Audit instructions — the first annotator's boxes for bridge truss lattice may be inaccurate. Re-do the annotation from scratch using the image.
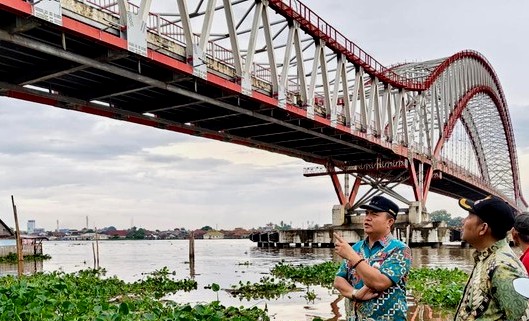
[0,0,524,211]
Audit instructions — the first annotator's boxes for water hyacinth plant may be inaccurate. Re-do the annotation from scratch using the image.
[0,268,269,321]
[0,260,468,320]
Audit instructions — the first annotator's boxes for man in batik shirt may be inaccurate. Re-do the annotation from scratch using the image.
[334,195,411,321]
[455,195,529,320]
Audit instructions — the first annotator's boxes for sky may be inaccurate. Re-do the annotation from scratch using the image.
[2,0,529,231]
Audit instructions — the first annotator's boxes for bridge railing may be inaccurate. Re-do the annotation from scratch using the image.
[269,0,426,90]
[75,1,507,167]
[81,0,277,85]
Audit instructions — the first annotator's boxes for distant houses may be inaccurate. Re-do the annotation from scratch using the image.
[0,218,14,239]
[0,219,254,241]
[199,228,252,240]
[0,218,46,257]
[105,230,128,239]
[203,230,224,239]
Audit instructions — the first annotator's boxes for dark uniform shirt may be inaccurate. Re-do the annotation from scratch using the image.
[455,239,529,321]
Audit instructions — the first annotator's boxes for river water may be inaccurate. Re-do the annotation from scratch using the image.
[1,239,477,320]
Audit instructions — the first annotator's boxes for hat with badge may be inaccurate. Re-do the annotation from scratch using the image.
[458,195,515,235]
[360,195,399,218]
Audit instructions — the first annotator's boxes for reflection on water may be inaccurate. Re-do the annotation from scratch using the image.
[0,260,42,276]
[0,240,489,320]
[411,246,475,273]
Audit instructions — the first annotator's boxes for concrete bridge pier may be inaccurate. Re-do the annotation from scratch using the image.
[333,202,450,247]
[250,203,450,248]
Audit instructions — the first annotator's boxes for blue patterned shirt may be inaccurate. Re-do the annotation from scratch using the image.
[336,234,411,321]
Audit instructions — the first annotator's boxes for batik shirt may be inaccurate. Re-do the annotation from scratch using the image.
[455,239,529,321]
[335,234,411,321]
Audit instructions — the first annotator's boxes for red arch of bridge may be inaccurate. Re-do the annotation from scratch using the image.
[268,0,522,206]
[421,85,524,206]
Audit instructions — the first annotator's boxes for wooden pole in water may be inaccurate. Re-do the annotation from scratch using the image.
[11,195,24,277]
[92,242,96,269]
[95,227,100,269]
[189,231,195,278]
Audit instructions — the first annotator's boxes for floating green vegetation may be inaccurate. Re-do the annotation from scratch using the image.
[271,261,340,288]
[227,276,297,301]
[271,261,468,311]
[303,288,318,303]
[0,253,52,263]
[408,267,468,309]
[132,267,197,299]
[227,261,342,303]
[0,268,268,321]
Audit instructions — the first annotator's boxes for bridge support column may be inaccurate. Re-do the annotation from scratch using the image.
[408,201,429,224]
[408,202,420,224]
[332,204,346,226]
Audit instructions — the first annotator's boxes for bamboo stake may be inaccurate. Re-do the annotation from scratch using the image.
[92,242,96,269]
[95,227,100,269]
[189,231,195,278]
[11,195,24,277]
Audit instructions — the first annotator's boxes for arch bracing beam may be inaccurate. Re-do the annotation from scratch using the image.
[309,164,411,210]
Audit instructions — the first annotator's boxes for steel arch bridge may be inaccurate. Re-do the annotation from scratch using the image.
[0,0,525,214]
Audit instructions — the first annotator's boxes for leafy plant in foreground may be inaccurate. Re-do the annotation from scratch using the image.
[0,268,267,321]
[228,276,297,301]
[408,267,468,309]
[271,261,339,288]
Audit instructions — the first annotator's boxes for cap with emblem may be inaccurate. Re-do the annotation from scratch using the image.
[458,195,515,236]
[360,195,399,218]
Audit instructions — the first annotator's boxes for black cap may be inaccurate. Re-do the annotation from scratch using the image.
[360,196,399,218]
[514,213,529,235]
[459,195,514,235]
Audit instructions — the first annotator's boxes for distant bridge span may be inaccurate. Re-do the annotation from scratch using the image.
[0,0,525,213]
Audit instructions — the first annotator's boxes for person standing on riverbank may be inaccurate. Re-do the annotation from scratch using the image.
[512,213,529,272]
[333,195,411,321]
[455,195,529,321]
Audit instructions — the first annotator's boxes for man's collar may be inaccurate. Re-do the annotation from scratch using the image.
[366,233,394,248]
[473,238,507,262]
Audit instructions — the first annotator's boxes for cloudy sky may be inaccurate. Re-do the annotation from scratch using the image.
[1,0,529,231]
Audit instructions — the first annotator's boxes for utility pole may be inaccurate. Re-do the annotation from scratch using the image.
[11,195,24,277]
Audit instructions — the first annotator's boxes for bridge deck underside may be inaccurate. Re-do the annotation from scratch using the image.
[0,8,495,203]
[0,11,385,164]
